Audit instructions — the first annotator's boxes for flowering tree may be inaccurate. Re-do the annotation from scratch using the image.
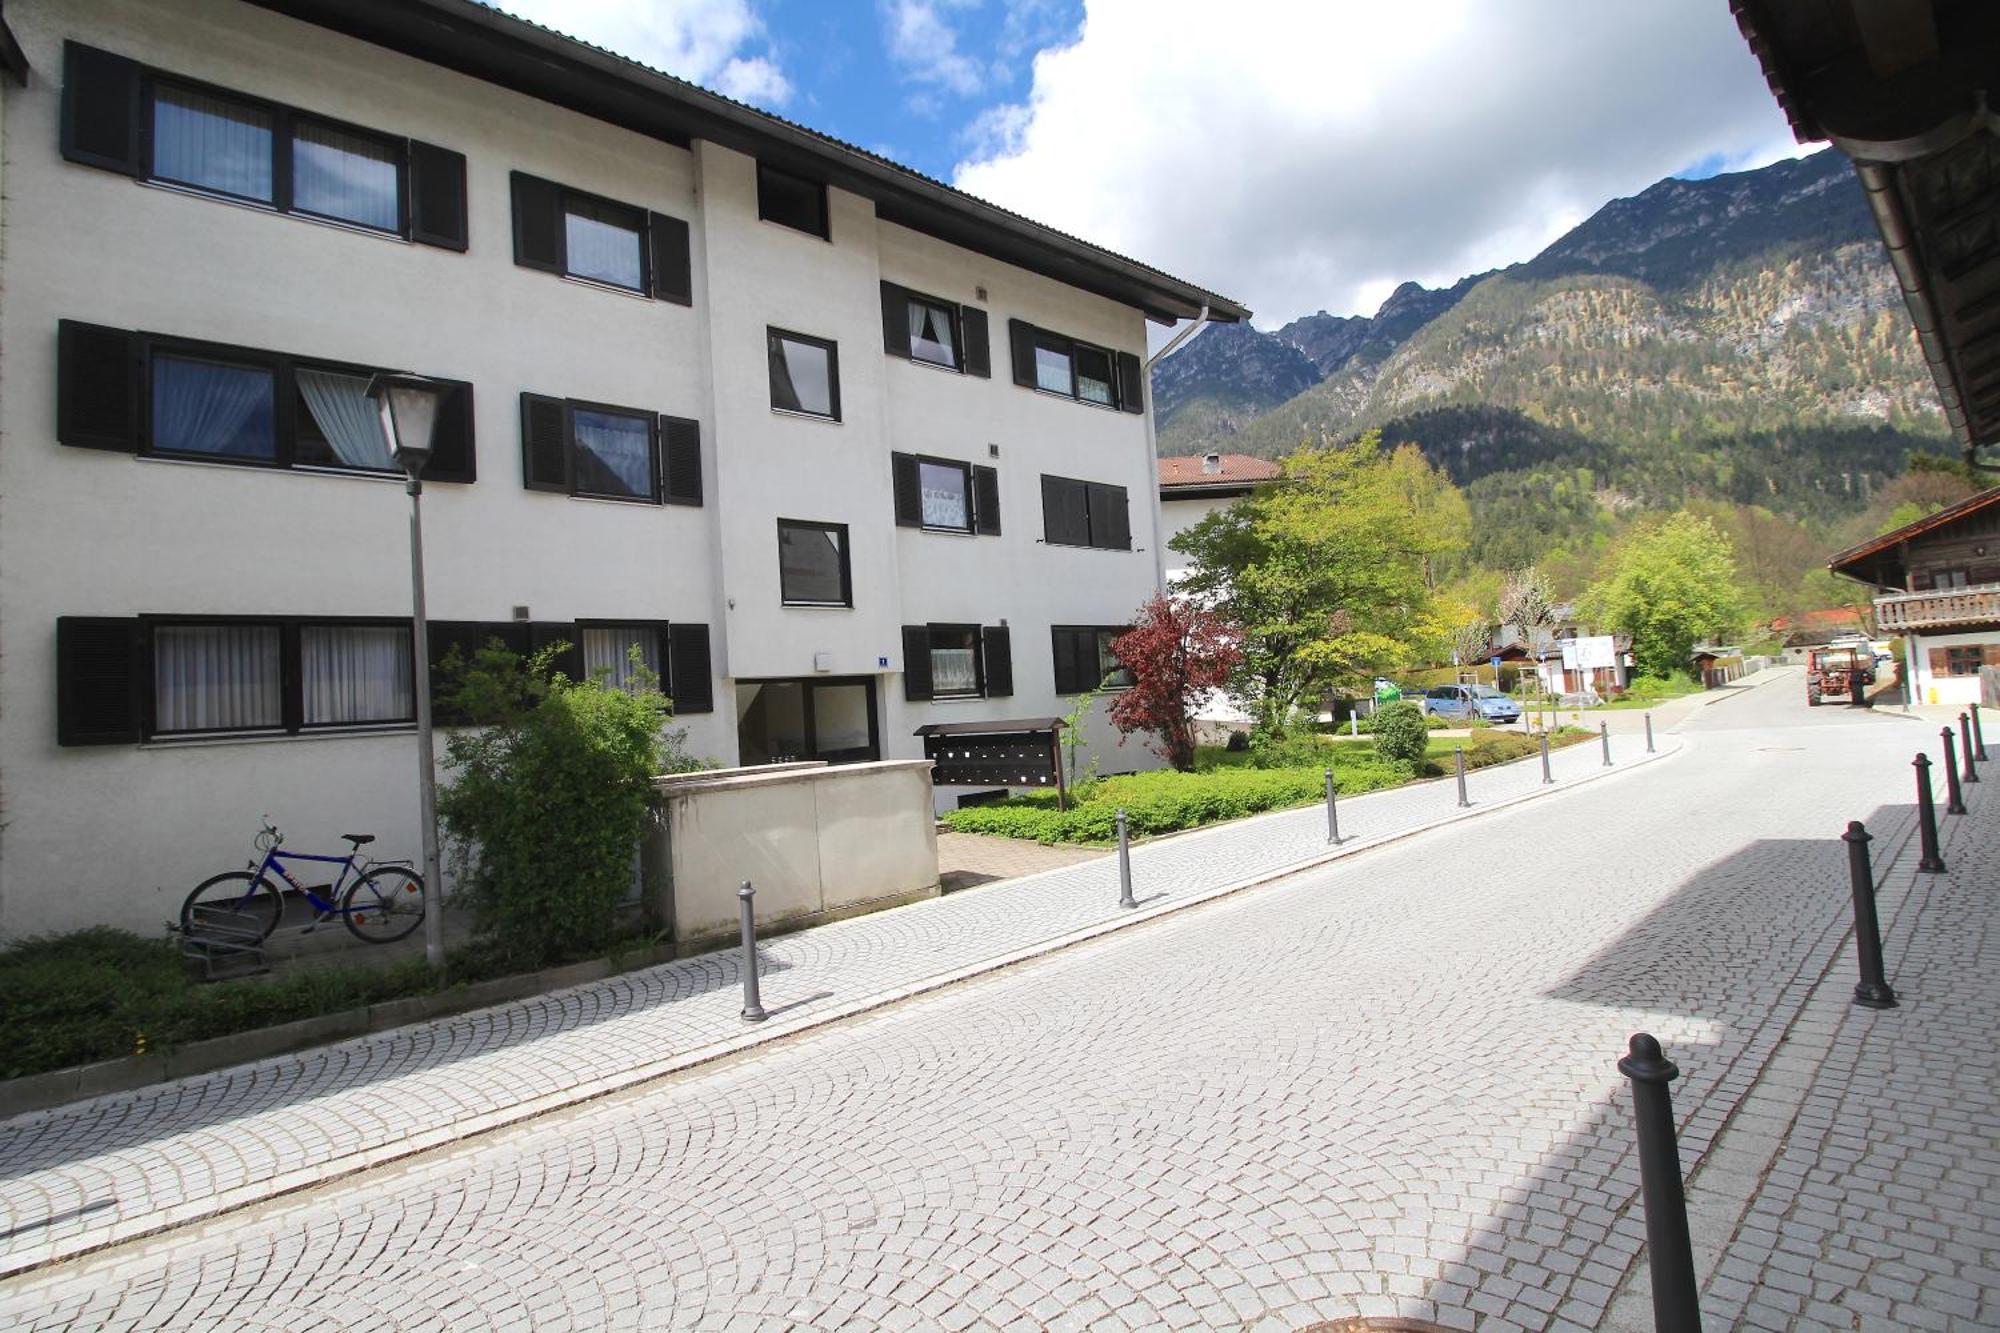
[1107,594,1243,771]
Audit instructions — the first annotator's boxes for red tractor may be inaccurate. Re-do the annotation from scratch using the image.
[1806,644,1875,705]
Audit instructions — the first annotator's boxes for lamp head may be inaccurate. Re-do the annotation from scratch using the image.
[365,371,446,478]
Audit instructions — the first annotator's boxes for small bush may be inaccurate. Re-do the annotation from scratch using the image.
[1372,701,1430,768]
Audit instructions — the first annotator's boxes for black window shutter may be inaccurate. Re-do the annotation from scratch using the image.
[61,43,143,175]
[960,307,991,378]
[424,381,477,483]
[528,621,583,682]
[1051,627,1088,695]
[57,320,140,452]
[902,625,934,701]
[1042,475,1089,547]
[660,415,702,506]
[880,282,912,358]
[1008,319,1038,388]
[650,212,693,305]
[510,172,563,272]
[981,626,1013,698]
[519,393,570,492]
[425,621,484,723]
[57,616,143,745]
[973,465,1001,535]
[406,141,469,251]
[891,452,922,527]
[667,623,713,713]
[1116,350,1145,413]
[1090,483,1132,550]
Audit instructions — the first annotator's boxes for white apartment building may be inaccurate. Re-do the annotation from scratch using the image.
[0,0,1247,938]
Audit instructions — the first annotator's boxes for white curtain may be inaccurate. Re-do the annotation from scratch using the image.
[1076,349,1115,405]
[918,461,968,528]
[152,356,275,458]
[1035,344,1072,394]
[153,85,272,200]
[155,625,282,732]
[297,369,393,469]
[931,647,978,696]
[302,625,412,725]
[909,299,956,366]
[564,202,643,288]
[292,122,398,231]
[582,627,660,692]
[571,410,653,497]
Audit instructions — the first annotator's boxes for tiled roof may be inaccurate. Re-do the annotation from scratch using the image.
[1157,454,1284,488]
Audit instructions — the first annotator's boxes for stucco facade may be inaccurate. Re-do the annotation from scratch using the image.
[0,0,1241,937]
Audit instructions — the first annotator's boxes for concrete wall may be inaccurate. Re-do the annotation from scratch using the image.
[1160,493,1237,580]
[1908,629,2000,707]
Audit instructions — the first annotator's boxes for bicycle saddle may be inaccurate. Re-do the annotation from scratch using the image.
[341,833,377,847]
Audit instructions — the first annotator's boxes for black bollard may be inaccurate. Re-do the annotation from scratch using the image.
[1324,768,1341,844]
[1914,754,1947,874]
[1943,727,1967,815]
[1645,711,1656,754]
[1972,703,1988,762]
[1842,822,1898,1009]
[1600,721,1613,767]
[1116,808,1136,909]
[1961,713,1980,785]
[738,881,766,1022]
[1454,746,1471,808]
[1618,1034,1703,1333]
[1540,729,1554,785]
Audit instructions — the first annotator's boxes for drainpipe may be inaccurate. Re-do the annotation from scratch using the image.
[1143,304,1212,594]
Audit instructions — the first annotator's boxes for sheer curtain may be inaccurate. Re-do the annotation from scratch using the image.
[155,625,282,732]
[931,645,978,696]
[297,369,393,469]
[1035,344,1072,394]
[909,299,956,366]
[564,201,643,288]
[571,410,653,497]
[153,86,273,200]
[919,461,968,528]
[302,626,412,725]
[153,356,276,458]
[582,627,660,692]
[292,123,399,231]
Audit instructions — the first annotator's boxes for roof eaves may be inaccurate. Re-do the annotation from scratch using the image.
[1826,484,2000,570]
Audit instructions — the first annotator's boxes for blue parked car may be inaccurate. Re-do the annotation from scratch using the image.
[1421,683,1521,724]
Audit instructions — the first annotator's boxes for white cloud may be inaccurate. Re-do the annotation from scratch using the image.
[881,0,987,97]
[953,1,1805,327]
[494,0,793,105]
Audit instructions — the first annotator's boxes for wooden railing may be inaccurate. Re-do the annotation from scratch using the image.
[1874,583,2000,631]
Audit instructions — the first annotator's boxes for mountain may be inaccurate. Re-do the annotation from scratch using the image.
[1152,150,1948,540]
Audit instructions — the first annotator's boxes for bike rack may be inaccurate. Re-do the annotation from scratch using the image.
[180,904,270,981]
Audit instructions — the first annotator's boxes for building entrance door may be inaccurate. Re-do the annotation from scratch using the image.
[737,677,881,765]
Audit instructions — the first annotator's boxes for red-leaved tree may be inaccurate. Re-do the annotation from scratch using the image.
[1108,594,1243,772]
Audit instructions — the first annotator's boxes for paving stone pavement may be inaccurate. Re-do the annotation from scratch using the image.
[0,713,1670,1277]
[1,673,1984,1330]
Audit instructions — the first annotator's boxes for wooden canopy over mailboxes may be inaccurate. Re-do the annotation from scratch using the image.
[914,717,1068,803]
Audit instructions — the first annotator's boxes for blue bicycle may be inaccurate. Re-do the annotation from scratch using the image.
[179,820,426,944]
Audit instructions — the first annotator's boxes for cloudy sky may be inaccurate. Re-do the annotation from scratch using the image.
[496,0,1811,329]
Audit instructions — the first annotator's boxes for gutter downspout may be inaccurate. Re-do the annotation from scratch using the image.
[1142,305,1212,594]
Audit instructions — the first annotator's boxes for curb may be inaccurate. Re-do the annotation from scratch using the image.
[0,734,1688,1278]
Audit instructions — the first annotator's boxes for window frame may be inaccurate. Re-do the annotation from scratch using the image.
[767,327,843,422]
[756,162,830,240]
[555,185,650,293]
[1944,645,1983,676]
[777,519,854,608]
[140,614,417,741]
[576,619,671,687]
[142,71,411,237]
[906,294,963,371]
[925,623,985,700]
[915,455,974,534]
[565,398,662,503]
[1053,624,1135,695]
[1032,332,1122,407]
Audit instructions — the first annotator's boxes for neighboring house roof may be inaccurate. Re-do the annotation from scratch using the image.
[244,0,1249,327]
[1731,0,2000,467]
[1827,484,2000,587]
[1158,453,1283,498]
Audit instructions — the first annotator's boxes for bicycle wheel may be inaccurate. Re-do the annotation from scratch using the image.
[181,871,285,940]
[341,866,426,943]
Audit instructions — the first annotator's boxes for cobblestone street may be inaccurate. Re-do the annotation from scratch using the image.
[3,674,1995,1330]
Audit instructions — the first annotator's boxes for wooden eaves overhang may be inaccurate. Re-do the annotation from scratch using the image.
[1733,0,2000,471]
[1824,481,2000,589]
[241,0,1250,330]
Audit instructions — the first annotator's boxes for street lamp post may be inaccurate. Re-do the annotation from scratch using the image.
[367,373,449,970]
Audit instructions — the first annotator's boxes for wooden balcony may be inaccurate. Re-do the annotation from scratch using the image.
[1875,583,2000,632]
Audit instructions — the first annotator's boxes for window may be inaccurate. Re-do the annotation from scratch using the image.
[1040,474,1131,551]
[581,623,666,692]
[921,459,970,530]
[57,45,469,246]
[148,618,412,738]
[909,298,958,368]
[893,453,1001,534]
[901,624,1012,701]
[768,328,841,420]
[517,394,702,504]
[58,321,476,480]
[778,520,852,607]
[1008,319,1145,413]
[927,625,982,698]
[757,163,829,238]
[880,282,991,376]
[1052,625,1133,695]
[1945,646,1984,676]
[509,173,693,303]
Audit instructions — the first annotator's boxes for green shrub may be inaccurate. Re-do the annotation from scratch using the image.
[1372,701,1431,768]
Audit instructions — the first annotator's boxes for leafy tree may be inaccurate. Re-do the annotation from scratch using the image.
[1171,431,1462,734]
[1581,514,1750,677]
[1106,594,1242,771]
